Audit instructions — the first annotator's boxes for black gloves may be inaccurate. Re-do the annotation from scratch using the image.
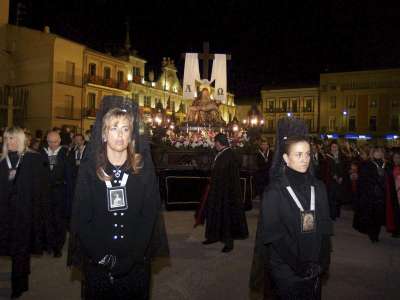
[98,254,135,278]
[297,262,321,280]
[98,254,116,270]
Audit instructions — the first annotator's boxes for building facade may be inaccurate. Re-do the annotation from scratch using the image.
[260,86,320,135]
[256,69,400,143]
[320,69,400,136]
[80,49,139,132]
[0,24,188,133]
[0,20,236,134]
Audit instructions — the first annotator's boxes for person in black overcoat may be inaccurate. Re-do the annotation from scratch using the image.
[71,96,167,299]
[323,141,347,220]
[40,131,70,257]
[353,147,386,242]
[385,150,400,237]
[66,133,87,219]
[262,138,332,299]
[66,133,87,269]
[250,118,333,300]
[310,140,325,180]
[254,139,273,198]
[202,133,249,252]
[0,127,47,298]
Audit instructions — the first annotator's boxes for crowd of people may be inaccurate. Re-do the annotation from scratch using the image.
[159,128,250,149]
[0,101,399,299]
[254,137,400,241]
[0,126,90,297]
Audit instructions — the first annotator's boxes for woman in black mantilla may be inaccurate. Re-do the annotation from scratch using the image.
[250,118,333,299]
[71,96,166,299]
[0,127,47,298]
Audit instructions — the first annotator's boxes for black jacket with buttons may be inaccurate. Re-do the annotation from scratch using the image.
[72,158,159,276]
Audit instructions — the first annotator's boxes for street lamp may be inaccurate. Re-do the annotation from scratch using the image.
[287,112,292,117]
[342,110,348,132]
[154,116,162,126]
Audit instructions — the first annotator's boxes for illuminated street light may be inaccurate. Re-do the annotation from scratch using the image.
[127,73,133,81]
[154,116,162,125]
[287,112,292,117]
[232,124,239,132]
[343,111,348,116]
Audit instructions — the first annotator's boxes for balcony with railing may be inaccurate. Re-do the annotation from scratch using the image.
[54,107,82,120]
[56,72,83,87]
[82,107,98,118]
[84,74,130,91]
[263,107,314,114]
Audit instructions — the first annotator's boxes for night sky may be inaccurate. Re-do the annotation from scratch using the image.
[9,0,400,101]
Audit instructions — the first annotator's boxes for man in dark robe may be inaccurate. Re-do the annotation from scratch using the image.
[254,139,273,198]
[66,133,87,267]
[41,131,70,257]
[311,141,324,180]
[67,134,87,216]
[323,141,346,220]
[354,147,386,242]
[60,126,72,147]
[203,133,249,252]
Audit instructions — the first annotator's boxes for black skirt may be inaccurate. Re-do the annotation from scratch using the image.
[269,248,321,300]
[83,258,151,300]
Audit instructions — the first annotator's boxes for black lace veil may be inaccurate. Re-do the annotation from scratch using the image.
[86,95,142,161]
[269,117,309,180]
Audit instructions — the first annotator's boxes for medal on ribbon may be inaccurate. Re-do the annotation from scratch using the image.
[286,185,316,234]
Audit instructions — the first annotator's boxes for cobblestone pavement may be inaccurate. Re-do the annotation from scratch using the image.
[1,205,399,300]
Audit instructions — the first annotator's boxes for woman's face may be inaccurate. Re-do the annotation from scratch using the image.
[372,149,384,160]
[6,135,18,152]
[105,117,131,153]
[283,141,311,173]
[330,143,339,154]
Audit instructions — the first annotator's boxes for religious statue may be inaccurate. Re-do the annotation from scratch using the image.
[186,87,221,124]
